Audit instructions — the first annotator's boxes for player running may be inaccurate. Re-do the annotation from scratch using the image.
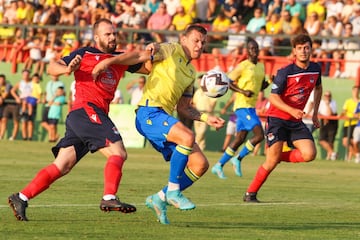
[244,34,322,202]
[8,18,156,221]
[135,24,225,224]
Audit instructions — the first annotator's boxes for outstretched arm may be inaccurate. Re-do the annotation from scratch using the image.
[177,96,225,130]
[48,55,82,77]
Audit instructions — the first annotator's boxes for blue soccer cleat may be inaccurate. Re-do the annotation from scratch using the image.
[230,157,242,177]
[145,194,169,225]
[166,190,195,210]
[211,164,227,179]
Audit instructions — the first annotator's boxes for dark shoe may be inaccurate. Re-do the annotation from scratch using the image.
[8,193,29,221]
[243,192,260,203]
[100,197,136,213]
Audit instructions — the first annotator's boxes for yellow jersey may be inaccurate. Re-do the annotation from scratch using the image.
[138,42,196,115]
[228,59,265,110]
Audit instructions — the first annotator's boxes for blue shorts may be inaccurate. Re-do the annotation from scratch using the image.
[265,117,314,147]
[52,103,122,161]
[135,106,178,161]
[235,108,262,132]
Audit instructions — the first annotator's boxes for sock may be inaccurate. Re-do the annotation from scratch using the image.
[218,147,235,165]
[162,167,200,196]
[247,166,270,193]
[167,145,192,191]
[103,155,124,196]
[280,149,305,163]
[238,140,255,160]
[20,164,62,200]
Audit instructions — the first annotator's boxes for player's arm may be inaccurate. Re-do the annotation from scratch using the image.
[312,84,323,128]
[48,55,82,77]
[229,81,254,97]
[177,96,225,130]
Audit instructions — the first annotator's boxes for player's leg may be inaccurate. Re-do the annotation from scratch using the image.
[98,140,136,213]
[8,146,77,221]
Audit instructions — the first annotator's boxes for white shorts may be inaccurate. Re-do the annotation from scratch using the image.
[353,126,360,143]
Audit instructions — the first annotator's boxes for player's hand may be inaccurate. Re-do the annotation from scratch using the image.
[313,116,320,129]
[92,59,110,81]
[145,42,160,55]
[67,55,81,74]
[243,90,254,97]
[290,109,305,120]
[207,115,226,130]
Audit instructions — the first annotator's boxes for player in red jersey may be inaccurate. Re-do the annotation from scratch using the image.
[243,34,323,202]
[8,18,157,221]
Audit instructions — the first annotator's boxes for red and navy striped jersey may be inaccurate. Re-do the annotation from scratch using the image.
[267,62,322,121]
[62,47,142,114]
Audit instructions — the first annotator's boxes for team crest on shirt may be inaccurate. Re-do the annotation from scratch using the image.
[295,77,300,82]
[95,55,100,61]
[147,119,152,125]
[163,121,169,126]
[310,76,314,83]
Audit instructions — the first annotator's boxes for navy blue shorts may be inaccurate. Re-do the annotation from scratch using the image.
[52,103,122,161]
[265,117,314,148]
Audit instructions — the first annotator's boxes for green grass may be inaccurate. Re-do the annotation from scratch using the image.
[1,141,360,240]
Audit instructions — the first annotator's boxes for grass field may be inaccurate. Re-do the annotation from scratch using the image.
[0,140,360,240]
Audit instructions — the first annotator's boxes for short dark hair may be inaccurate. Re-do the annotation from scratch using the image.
[183,24,207,36]
[292,34,313,48]
[93,18,113,34]
[0,74,5,79]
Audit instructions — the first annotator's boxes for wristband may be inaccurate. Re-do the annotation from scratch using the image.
[150,55,154,62]
[200,113,209,122]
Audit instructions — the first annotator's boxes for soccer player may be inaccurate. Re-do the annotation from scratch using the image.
[211,38,269,179]
[8,18,156,221]
[243,34,322,202]
[136,24,225,224]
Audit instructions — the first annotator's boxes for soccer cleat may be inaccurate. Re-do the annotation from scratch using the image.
[243,192,260,203]
[100,196,136,213]
[211,164,227,179]
[230,157,242,177]
[145,194,169,225]
[8,193,29,221]
[166,190,196,210]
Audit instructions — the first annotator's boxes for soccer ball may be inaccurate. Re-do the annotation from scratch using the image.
[200,69,230,98]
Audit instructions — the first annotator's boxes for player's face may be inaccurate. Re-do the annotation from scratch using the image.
[181,30,207,60]
[247,41,259,62]
[293,42,312,63]
[94,22,117,53]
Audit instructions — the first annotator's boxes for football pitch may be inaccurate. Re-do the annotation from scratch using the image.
[0,140,359,240]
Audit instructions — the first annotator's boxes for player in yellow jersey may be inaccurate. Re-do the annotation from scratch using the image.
[136,24,225,224]
[212,38,270,179]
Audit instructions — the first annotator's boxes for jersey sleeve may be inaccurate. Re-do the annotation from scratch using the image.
[62,47,87,65]
[271,67,287,95]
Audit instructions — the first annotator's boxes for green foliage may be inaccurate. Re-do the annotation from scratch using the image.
[1,141,360,239]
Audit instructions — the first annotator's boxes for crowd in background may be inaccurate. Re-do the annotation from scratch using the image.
[0,0,359,78]
[0,0,360,162]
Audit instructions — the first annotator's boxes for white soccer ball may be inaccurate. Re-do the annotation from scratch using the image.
[200,69,230,98]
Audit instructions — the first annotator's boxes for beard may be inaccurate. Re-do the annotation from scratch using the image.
[99,40,117,53]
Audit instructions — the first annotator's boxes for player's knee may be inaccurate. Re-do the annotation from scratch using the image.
[302,151,317,162]
[179,130,195,147]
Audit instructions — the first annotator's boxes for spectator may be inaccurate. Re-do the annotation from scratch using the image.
[265,13,282,50]
[111,89,124,104]
[74,0,92,24]
[350,5,360,36]
[47,86,66,142]
[126,76,146,106]
[118,6,146,42]
[147,0,161,16]
[266,0,283,21]
[318,90,338,160]
[58,7,75,26]
[15,0,33,24]
[180,0,196,19]
[340,0,357,24]
[10,69,34,140]
[146,2,172,42]
[23,35,44,74]
[193,75,218,151]
[170,5,193,31]
[207,0,223,22]
[60,28,79,57]
[245,7,266,34]
[211,19,247,72]
[255,26,274,56]
[222,0,239,21]
[0,17,16,62]
[41,75,65,141]
[325,0,343,20]
[195,0,209,23]
[209,10,232,42]
[306,0,326,22]
[284,0,306,23]
[339,86,359,161]
[339,22,360,79]
[22,73,42,124]
[3,0,18,25]
[279,10,303,46]
[110,2,125,27]
[304,11,322,37]
[163,0,181,17]
[320,15,343,78]
[0,74,20,141]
